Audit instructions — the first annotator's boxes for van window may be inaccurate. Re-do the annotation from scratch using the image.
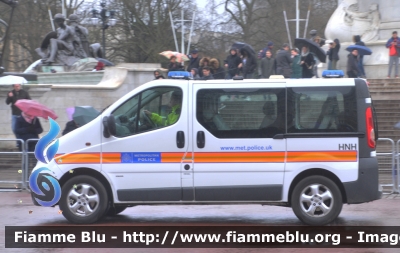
[111,87,182,137]
[287,86,357,133]
[196,88,285,138]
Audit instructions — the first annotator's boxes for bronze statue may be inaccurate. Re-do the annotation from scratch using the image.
[67,14,89,58]
[34,13,109,71]
[45,13,76,64]
[35,13,82,66]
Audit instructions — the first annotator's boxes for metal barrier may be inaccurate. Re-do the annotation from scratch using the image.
[377,138,398,193]
[395,139,400,194]
[1,137,400,194]
[0,139,26,191]
[24,139,40,191]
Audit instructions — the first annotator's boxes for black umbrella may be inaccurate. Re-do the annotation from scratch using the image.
[96,58,115,66]
[231,42,256,55]
[294,38,326,63]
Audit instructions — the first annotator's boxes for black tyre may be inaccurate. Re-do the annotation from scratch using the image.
[107,206,128,216]
[59,175,109,224]
[291,176,342,226]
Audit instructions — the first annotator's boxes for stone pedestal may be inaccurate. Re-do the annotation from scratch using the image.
[324,0,400,78]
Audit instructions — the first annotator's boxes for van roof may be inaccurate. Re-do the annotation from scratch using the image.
[150,78,361,87]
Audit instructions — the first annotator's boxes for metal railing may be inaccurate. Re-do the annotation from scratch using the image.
[377,138,398,194]
[24,139,40,191]
[0,139,26,191]
[1,138,400,194]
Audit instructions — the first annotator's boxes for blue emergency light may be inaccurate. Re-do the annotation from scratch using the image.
[167,71,192,79]
[322,70,344,78]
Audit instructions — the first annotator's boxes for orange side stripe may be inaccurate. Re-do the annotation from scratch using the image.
[194,152,285,163]
[102,153,121,163]
[53,151,357,164]
[54,153,101,164]
[286,151,357,162]
[161,153,185,163]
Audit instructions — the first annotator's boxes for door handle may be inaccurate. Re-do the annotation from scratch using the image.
[197,131,205,148]
[176,131,185,148]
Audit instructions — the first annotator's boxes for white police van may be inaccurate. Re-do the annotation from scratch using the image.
[31,71,381,225]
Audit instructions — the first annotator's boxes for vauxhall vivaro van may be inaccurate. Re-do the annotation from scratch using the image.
[30,76,381,225]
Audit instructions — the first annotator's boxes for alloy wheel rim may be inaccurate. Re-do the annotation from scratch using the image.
[299,183,333,218]
[67,183,100,217]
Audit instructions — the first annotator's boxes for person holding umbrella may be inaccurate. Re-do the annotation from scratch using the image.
[14,112,43,152]
[346,49,360,78]
[13,99,57,151]
[5,82,31,149]
[300,46,315,78]
[167,56,183,73]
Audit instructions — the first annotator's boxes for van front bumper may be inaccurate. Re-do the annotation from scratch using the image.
[343,157,382,204]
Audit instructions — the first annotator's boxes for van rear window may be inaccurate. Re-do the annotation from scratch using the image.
[196,88,286,138]
[287,86,357,133]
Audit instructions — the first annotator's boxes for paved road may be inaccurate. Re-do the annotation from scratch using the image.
[1,192,400,253]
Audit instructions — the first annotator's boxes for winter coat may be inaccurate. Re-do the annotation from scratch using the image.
[5,89,31,115]
[224,53,242,77]
[167,62,183,72]
[354,35,364,47]
[210,58,225,79]
[187,56,201,72]
[199,57,211,77]
[301,52,315,78]
[291,55,302,78]
[347,53,359,76]
[191,68,200,79]
[386,37,400,56]
[62,120,78,135]
[275,49,292,77]
[240,47,257,75]
[201,74,215,80]
[327,39,341,61]
[259,57,276,78]
[153,69,165,79]
[14,116,43,151]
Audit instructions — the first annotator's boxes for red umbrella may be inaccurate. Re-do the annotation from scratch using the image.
[15,99,58,120]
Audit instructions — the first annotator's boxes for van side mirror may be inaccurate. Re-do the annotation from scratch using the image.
[102,115,116,138]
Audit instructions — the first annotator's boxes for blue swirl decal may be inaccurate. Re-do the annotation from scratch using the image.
[29,167,61,207]
[35,118,60,164]
[29,118,62,207]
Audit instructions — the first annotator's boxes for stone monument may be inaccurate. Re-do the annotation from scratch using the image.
[35,13,105,73]
[324,0,399,78]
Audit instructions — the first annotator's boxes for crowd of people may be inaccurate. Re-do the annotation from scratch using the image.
[154,29,400,80]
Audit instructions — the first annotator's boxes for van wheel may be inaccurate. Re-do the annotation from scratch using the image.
[107,206,127,216]
[291,176,342,226]
[59,175,108,224]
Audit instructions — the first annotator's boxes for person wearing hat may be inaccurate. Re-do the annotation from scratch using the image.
[187,49,202,72]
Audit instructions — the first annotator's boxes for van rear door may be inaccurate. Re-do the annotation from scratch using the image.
[192,83,286,201]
